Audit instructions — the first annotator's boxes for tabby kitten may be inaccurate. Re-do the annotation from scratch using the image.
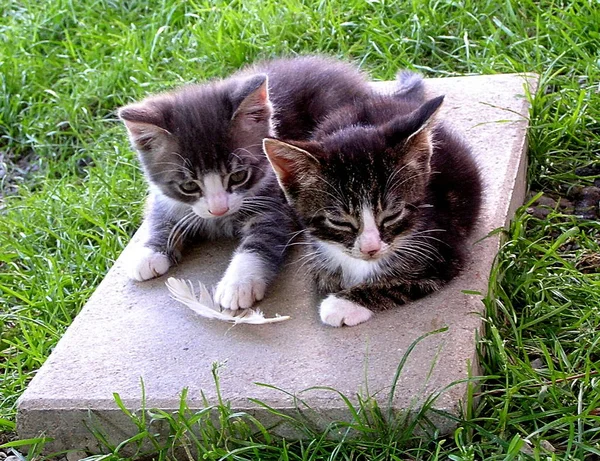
[263,72,482,326]
[119,57,370,310]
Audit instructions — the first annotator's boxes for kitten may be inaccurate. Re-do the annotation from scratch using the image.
[263,72,483,326]
[118,56,370,310]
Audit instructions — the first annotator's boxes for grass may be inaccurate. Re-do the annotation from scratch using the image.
[1,0,599,458]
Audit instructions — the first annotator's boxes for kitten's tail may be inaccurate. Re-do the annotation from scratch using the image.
[394,70,425,103]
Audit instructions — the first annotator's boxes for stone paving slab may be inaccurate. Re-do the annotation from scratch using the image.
[17,73,538,453]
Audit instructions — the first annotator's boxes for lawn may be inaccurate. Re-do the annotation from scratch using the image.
[1,0,599,459]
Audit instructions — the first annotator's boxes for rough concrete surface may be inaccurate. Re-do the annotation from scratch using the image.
[18,73,539,453]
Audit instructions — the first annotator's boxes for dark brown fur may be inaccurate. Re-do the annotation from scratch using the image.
[264,73,483,312]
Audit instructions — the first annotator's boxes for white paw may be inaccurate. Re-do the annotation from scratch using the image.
[319,295,374,327]
[128,246,171,281]
[214,252,267,310]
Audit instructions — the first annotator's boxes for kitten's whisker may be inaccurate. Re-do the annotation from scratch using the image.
[286,241,315,248]
[308,205,347,220]
[387,171,432,195]
[148,168,181,175]
[152,160,194,177]
[233,145,263,157]
[399,238,440,254]
[396,242,442,266]
[242,196,287,205]
[283,228,311,249]
[171,152,194,173]
[315,175,348,208]
[293,250,321,275]
[384,163,412,193]
[238,203,290,217]
[239,198,291,214]
[411,228,446,235]
[412,235,448,246]
[229,152,243,163]
[294,247,321,263]
[402,247,437,264]
[167,221,192,251]
[288,228,310,238]
[393,250,431,269]
[152,161,192,169]
[167,212,199,251]
[147,169,188,179]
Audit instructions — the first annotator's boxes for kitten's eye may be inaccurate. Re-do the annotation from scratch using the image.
[179,181,200,194]
[381,210,406,228]
[229,170,249,186]
[325,217,357,232]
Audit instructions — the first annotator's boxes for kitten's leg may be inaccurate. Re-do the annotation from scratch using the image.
[128,198,189,281]
[319,294,375,327]
[215,210,294,310]
[129,245,173,281]
[319,281,442,327]
[129,226,183,281]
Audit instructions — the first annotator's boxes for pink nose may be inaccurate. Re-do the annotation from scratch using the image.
[209,206,229,216]
[207,194,229,216]
[359,235,382,256]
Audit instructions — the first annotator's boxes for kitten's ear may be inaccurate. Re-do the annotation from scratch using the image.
[382,95,444,145]
[382,96,444,174]
[118,103,171,152]
[263,138,319,187]
[231,74,272,128]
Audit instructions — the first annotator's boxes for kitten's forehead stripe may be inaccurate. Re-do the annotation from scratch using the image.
[361,206,378,233]
[203,173,225,194]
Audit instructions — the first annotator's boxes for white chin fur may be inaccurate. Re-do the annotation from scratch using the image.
[214,251,267,310]
[317,240,381,288]
[319,295,374,327]
[128,246,171,281]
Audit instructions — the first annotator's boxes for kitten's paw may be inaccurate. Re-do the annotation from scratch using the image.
[128,246,171,281]
[214,252,267,310]
[319,295,374,327]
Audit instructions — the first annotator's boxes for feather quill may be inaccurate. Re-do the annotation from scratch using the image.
[166,277,290,324]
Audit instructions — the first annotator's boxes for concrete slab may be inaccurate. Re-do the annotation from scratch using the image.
[17,73,538,453]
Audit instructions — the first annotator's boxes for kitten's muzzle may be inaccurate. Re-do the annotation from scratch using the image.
[358,230,382,257]
[207,193,230,216]
[209,206,229,216]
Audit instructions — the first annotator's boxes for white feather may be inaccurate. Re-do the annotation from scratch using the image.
[165,278,290,324]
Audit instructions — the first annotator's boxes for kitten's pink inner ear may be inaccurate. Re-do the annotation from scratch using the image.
[233,79,271,122]
[263,139,320,185]
[381,95,444,147]
[122,120,161,138]
[119,104,171,150]
[406,95,444,141]
[121,120,170,151]
[263,139,294,183]
[118,103,166,128]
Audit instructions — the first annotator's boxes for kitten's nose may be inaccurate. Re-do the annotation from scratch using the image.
[361,247,381,258]
[209,205,229,216]
[359,234,382,257]
[207,194,229,216]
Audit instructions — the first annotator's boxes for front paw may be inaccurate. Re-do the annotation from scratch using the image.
[319,295,374,327]
[128,246,171,281]
[214,252,267,310]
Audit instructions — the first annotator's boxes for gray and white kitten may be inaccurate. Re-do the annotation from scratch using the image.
[264,72,482,326]
[119,56,370,310]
